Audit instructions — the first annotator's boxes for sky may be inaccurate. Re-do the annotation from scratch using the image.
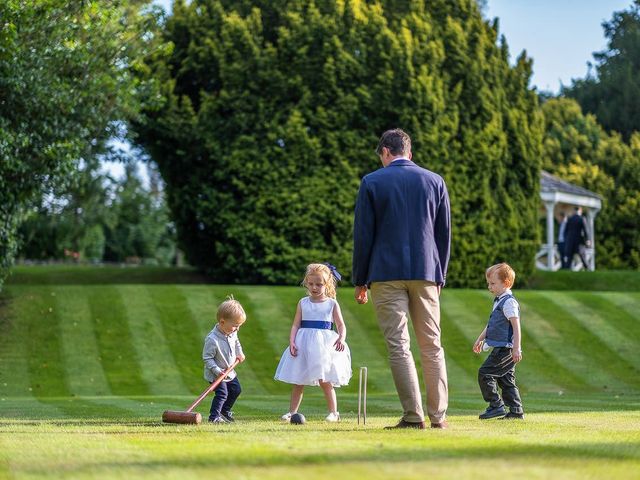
[484,0,632,93]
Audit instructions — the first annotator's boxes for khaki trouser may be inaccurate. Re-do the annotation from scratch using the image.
[371,280,448,423]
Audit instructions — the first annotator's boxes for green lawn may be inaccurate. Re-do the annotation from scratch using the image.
[1,266,639,479]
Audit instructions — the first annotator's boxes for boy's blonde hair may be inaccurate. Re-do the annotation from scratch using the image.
[217,296,246,323]
[302,263,338,299]
[486,263,516,289]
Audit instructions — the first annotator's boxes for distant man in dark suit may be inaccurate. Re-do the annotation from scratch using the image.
[352,129,451,430]
[562,207,590,269]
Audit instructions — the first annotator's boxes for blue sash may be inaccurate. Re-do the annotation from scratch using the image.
[300,320,332,330]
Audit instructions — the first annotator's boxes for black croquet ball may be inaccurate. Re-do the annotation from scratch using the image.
[290,413,306,425]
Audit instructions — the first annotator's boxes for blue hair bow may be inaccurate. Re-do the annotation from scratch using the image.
[323,262,342,281]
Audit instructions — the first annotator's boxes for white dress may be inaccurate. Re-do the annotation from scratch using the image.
[274,297,352,387]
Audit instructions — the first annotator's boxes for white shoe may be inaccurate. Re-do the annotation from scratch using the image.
[325,412,340,422]
[281,412,293,422]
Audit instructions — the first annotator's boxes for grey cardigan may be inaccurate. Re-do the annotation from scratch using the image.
[202,324,244,382]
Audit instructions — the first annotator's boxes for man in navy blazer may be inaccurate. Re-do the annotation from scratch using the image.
[352,129,450,429]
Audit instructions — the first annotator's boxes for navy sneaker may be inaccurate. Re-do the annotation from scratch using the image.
[221,411,235,423]
[498,411,525,420]
[479,405,507,420]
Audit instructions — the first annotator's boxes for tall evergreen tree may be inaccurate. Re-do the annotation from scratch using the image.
[134,0,543,287]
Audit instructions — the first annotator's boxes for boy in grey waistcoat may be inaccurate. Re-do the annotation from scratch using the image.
[472,263,524,420]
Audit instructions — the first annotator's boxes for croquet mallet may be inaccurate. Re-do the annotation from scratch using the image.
[162,358,240,425]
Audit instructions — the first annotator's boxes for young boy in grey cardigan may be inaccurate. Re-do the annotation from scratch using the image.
[203,297,246,423]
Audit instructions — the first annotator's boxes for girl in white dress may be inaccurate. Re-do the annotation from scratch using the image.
[274,263,352,422]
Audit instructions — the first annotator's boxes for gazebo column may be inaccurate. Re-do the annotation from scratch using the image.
[585,208,600,271]
[544,201,556,270]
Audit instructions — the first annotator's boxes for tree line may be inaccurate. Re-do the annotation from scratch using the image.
[2,0,639,291]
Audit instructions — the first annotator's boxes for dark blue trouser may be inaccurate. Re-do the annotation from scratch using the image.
[478,347,523,414]
[209,377,241,419]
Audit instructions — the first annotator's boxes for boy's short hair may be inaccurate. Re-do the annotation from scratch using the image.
[217,296,246,323]
[486,263,516,288]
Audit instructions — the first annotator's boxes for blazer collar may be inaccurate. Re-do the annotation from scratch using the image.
[387,158,415,167]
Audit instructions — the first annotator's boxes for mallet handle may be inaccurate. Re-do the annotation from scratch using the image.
[186,358,240,413]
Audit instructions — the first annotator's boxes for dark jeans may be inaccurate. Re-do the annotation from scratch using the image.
[209,377,241,419]
[478,347,523,414]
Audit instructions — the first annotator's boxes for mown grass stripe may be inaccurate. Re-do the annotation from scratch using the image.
[242,286,298,360]
[53,286,111,397]
[12,287,128,417]
[591,293,640,346]
[439,307,490,392]
[538,292,640,388]
[518,292,632,392]
[552,292,640,369]
[225,288,290,394]
[443,291,588,392]
[177,285,220,337]
[87,286,149,396]
[0,288,64,417]
[0,288,36,399]
[146,286,205,396]
[20,287,70,398]
[118,285,190,396]
[337,288,389,359]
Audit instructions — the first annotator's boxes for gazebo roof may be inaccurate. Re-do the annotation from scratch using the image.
[540,170,602,210]
[541,170,602,199]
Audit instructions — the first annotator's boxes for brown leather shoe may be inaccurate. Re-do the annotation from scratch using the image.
[430,420,449,429]
[384,419,426,430]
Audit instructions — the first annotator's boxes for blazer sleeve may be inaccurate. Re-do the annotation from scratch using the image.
[434,181,451,286]
[352,177,375,286]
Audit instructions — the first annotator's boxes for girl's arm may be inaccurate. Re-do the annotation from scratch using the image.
[473,327,487,353]
[289,301,302,356]
[509,316,522,363]
[332,301,346,352]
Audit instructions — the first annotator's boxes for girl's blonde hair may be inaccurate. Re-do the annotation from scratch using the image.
[486,263,516,289]
[302,263,338,299]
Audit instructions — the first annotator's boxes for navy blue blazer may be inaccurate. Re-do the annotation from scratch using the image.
[352,159,451,287]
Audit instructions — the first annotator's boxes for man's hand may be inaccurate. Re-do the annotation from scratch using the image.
[355,286,368,304]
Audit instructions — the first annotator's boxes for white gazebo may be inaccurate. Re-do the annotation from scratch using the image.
[536,171,602,271]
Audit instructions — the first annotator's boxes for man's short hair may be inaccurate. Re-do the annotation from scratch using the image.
[486,263,516,289]
[376,128,412,156]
